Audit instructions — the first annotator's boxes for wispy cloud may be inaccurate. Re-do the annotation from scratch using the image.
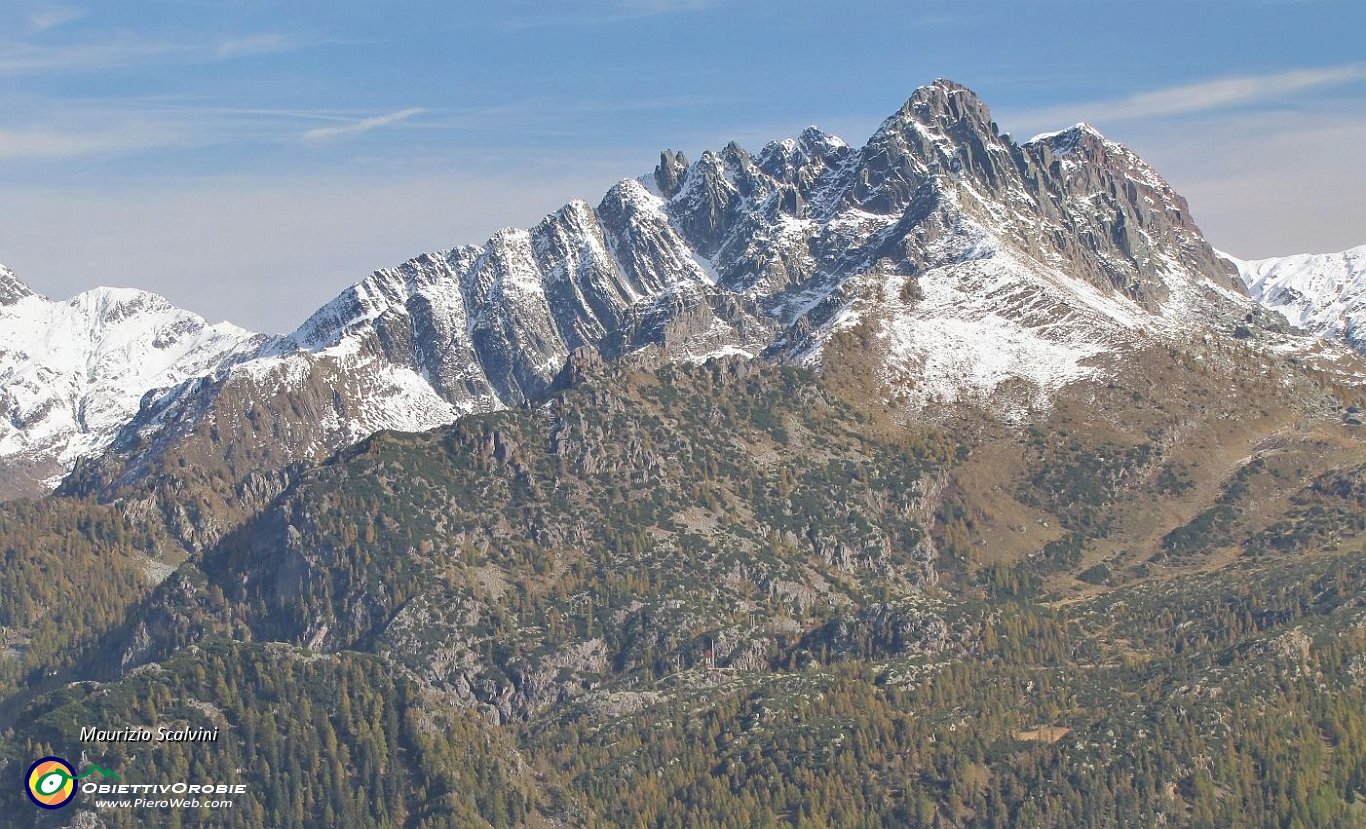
[503,0,720,26]
[0,125,181,160]
[0,102,374,161]
[616,0,717,13]
[215,33,296,58]
[28,6,84,32]
[302,108,427,142]
[0,31,305,73]
[0,91,728,164]
[1005,64,1366,133]
[0,39,179,72]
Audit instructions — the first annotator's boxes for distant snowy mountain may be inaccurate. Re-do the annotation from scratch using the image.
[1222,245,1366,352]
[6,80,1360,504]
[0,275,261,497]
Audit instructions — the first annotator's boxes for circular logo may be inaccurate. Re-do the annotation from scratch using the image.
[26,757,77,809]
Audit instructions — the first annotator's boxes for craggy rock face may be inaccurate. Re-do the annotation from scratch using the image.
[0,265,33,306]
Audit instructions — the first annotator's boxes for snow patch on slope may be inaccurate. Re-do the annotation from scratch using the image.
[875,254,1111,417]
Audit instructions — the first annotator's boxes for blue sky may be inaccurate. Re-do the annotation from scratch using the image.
[1,0,1363,332]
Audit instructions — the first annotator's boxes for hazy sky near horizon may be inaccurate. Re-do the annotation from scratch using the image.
[1,0,1363,333]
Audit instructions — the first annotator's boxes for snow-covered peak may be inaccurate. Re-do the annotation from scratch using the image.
[753,127,851,195]
[608,176,666,210]
[1222,244,1366,351]
[799,126,846,153]
[70,286,189,327]
[1029,122,1173,193]
[1026,122,1105,150]
[284,246,473,353]
[0,283,261,491]
[881,78,996,138]
[0,263,37,305]
[552,198,598,224]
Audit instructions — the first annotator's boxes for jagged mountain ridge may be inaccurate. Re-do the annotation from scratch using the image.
[1222,244,1366,352]
[5,80,1350,503]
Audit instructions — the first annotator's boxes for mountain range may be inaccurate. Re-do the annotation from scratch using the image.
[3,79,1360,514]
[3,79,1366,829]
